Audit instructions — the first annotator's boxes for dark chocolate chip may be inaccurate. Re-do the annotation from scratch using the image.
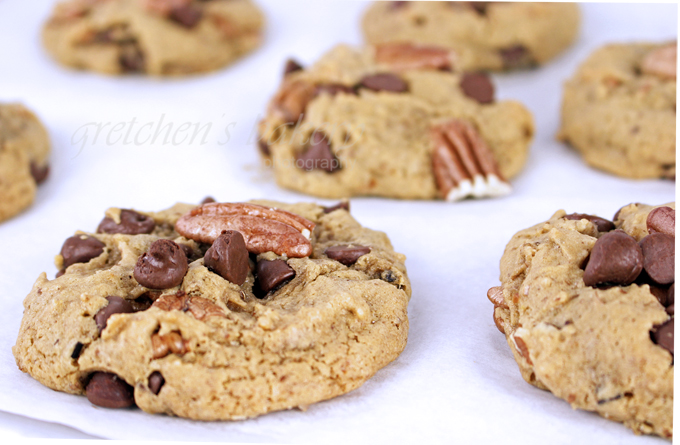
[178,243,196,262]
[459,72,495,104]
[56,269,65,278]
[381,270,397,283]
[297,131,341,173]
[94,296,134,333]
[283,58,304,77]
[669,283,675,306]
[129,294,156,312]
[97,209,156,235]
[466,2,493,15]
[359,73,408,93]
[499,45,535,70]
[71,342,84,359]
[170,5,203,28]
[134,240,189,289]
[119,44,145,73]
[651,318,674,355]
[323,201,350,214]
[148,371,165,395]
[647,206,675,237]
[204,231,249,285]
[86,372,135,408]
[200,196,216,205]
[60,235,106,269]
[30,161,50,185]
[325,245,371,266]
[650,285,672,307]
[640,233,675,286]
[667,305,675,316]
[583,230,643,287]
[314,83,357,97]
[256,259,295,294]
[258,139,271,157]
[564,213,615,233]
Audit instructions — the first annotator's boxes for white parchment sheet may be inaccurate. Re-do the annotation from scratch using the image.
[0,1,675,442]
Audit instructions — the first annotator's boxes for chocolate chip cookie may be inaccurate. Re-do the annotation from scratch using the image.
[362,2,580,71]
[43,0,264,75]
[489,203,674,438]
[258,45,534,201]
[0,103,50,223]
[13,200,411,420]
[558,43,676,179]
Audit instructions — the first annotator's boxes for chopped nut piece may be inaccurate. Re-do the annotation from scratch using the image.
[374,43,454,71]
[430,119,511,201]
[151,331,188,359]
[487,286,508,309]
[641,43,677,80]
[143,0,192,15]
[268,80,316,125]
[152,292,226,321]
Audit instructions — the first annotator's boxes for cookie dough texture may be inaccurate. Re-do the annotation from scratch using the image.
[558,43,676,179]
[259,45,534,200]
[13,201,411,420]
[0,104,50,222]
[43,0,264,76]
[362,2,580,71]
[494,203,674,438]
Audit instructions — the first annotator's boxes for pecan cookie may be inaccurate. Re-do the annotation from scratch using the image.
[43,0,264,75]
[362,2,580,71]
[258,45,534,201]
[489,203,674,438]
[0,103,50,223]
[558,43,676,179]
[13,200,411,420]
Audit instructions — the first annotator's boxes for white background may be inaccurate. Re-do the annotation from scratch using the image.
[0,1,676,442]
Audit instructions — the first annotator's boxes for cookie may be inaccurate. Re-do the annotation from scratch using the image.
[258,45,534,201]
[43,0,264,76]
[489,203,674,438]
[0,103,50,223]
[362,2,580,71]
[13,200,411,420]
[558,43,676,179]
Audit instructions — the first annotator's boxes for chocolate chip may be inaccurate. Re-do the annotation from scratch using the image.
[583,230,643,287]
[466,1,493,15]
[256,259,295,294]
[30,161,49,185]
[86,372,135,409]
[564,213,615,233]
[640,233,675,286]
[651,318,674,355]
[56,269,65,278]
[323,201,350,214]
[650,285,672,306]
[284,58,304,77]
[200,196,216,205]
[499,45,535,70]
[460,72,495,104]
[148,371,165,395]
[314,84,357,97]
[204,231,249,285]
[129,293,156,312]
[359,73,408,93]
[669,283,675,306]
[258,139,271,157]
[297,132,341,173]
[94,296,134,333]
[134,240,189,289]
[119,44,144,73]
[71,342,84,359]
[60,235,106,269]
[325,245,371,266]
[170,5,203,28]
[381,270,397,283]
[667,305,675,316]
[97,210,155,235]
[647,206,675,237]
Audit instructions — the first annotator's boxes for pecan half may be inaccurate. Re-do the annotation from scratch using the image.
[269,79,316,124]
[151,331,188,359]
[641,43,677,80]
[430,119,511,201]
[375,43,454,71]
[152,292,226,321]
[176,203,314,258]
